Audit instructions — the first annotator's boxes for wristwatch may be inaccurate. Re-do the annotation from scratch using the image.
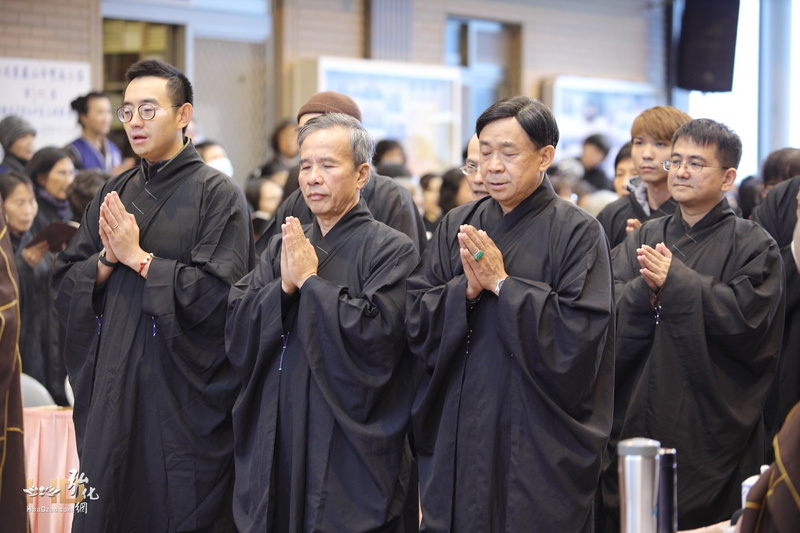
[98,249,119,267]
[493,277,507,296]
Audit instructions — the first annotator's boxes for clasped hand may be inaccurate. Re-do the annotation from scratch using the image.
[458,224,507,300]
[636,243,672,292]
[280,217,318,294]
[98,191,145,269]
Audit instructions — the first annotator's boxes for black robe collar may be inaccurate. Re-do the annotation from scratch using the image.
[309,198,373,269]
[477,175,559,251]
[666,198,736,260]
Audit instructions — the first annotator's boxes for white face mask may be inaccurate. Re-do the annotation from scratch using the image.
[207,156,234,178]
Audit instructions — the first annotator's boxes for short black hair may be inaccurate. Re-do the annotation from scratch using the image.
[70,92,109,125]
[373,139,406,166]
[672,118,742,169]
[760,148,800,187]
[25,146,71,188]
[476,96,559,150]
[270,119,298,154]
[67,169,109,220]
[125,59,193,108]
[614,141,633,168]
[584,133,610,157]
[438,166,466,214]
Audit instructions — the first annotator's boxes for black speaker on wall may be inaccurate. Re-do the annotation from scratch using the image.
[676,0,740,92]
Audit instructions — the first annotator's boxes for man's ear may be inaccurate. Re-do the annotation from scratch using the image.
[537,145,556,172]
[355,162,370,190]
[720,167,737,193]
[177,103,193,131]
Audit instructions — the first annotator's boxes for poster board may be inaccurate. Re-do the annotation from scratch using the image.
[292,56,461,176]
[541,75,664,175]
[0,57,91,156]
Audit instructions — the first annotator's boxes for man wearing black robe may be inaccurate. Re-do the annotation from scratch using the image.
[752,176,800,449]
[407,96,615,532]
[254,91,426,256]
[227,113,418,532]
[600,119,784,531]
[53,60,253,531]
[597,106,691,248]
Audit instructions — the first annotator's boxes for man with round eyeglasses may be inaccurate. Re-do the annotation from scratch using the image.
[53,59,254,532]
[597,106,692,249]
[600,119,785,530]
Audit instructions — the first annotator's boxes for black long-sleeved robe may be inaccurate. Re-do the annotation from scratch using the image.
[10,232,65,404]
[596,184,678,248]
[601,200,784,531]
[255,170,427,255]
[52,143,254,532]
[407,177,615,532]
[752,176,800,445]
[227,200,418,533]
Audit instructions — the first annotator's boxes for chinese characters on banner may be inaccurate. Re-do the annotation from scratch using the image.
[0,57,91,152]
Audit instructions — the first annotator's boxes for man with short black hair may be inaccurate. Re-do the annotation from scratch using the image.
[600,119,785,530]
[53,59,254,531]
[408,96,615,531]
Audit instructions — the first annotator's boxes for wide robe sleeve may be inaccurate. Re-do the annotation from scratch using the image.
[225,236,286,387]
[140,177,255,380]
[408,201,614,429]
[615,222,784,379]
[299,232,418,428]
[54,169,254,392]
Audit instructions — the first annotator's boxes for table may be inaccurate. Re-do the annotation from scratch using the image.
[23,407,78,533]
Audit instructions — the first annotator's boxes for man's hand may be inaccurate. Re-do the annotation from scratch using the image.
[99,192,145,269]
[457,224,507,300]
[626,218,642,235]
[637,242,672,292]
[280,217,318,294]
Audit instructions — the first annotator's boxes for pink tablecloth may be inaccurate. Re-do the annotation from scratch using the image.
[23,407,79,533]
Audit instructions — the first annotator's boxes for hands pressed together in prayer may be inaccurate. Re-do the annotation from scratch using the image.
[458,224,508,300]
[280,216,318,295]
[637,243,672,292]
[97,191,152,281]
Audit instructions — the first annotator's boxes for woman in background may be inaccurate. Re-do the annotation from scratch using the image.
[65,92,131,174]
[0,171,66,404]
[26,147,75,235]
[438,166,473,217]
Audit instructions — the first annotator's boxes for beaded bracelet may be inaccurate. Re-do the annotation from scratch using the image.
[138,253,154,276]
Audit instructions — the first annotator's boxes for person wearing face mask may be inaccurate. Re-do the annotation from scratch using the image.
[196,140,235,179]
[65,92,133,174]
[0,115,37,174]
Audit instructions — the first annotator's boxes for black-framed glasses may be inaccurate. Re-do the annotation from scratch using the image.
[662,160,727,173]
[460,163,478,176]
[117,104,181,123]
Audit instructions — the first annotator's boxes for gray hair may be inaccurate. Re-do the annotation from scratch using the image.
[297,113,375,169]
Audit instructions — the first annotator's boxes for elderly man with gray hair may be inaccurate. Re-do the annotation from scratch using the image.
[227,113,419,532]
